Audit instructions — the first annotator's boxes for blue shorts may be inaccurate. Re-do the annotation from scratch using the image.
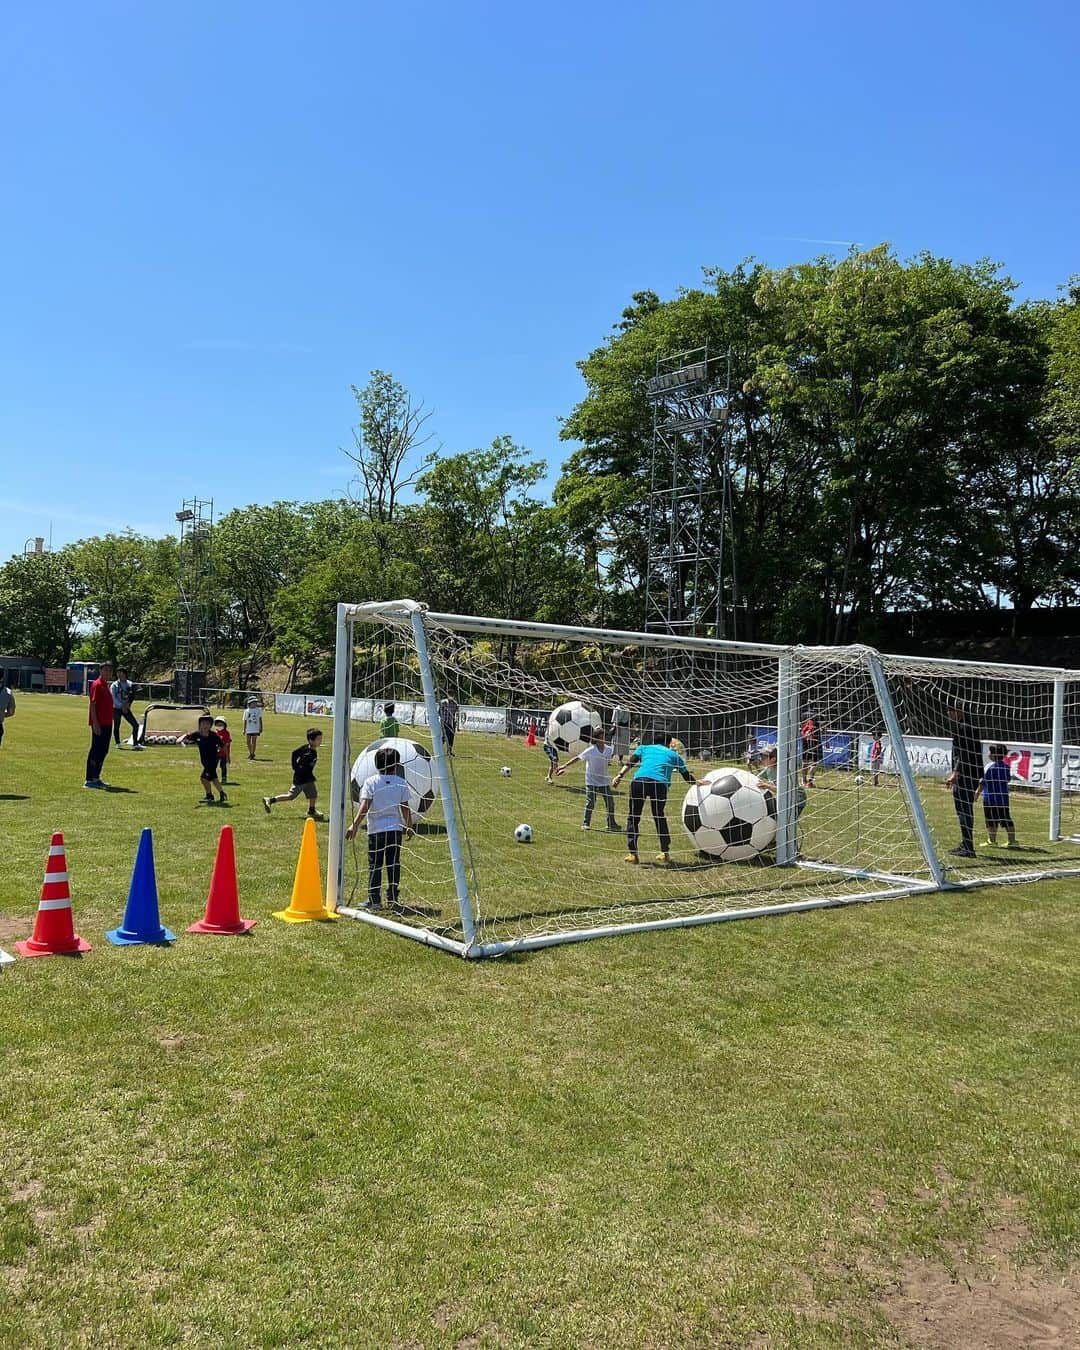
[543,743,558,765]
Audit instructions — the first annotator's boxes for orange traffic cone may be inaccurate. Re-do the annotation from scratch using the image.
[526,720,537,747]
[187,826,256,935]
[14,832,92,957]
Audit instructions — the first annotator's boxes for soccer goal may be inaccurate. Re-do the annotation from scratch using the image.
[139,704,211,746]
[326,600,1080,958]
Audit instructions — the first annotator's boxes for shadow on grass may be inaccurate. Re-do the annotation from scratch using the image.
[0,794,30,801]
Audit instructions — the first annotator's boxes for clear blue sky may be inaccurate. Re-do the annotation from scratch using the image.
[1,0,1076,563]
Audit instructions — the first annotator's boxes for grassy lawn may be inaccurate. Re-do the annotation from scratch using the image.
[1,695,1078,1347]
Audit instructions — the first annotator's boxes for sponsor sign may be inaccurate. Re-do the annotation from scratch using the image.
[855,735,1080,791]
[508,708,550,738]
[460,706,508,734]
[751,726,854,769]
[857,733,953,778]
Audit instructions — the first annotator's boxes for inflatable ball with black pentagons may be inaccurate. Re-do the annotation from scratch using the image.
[682,767,777,862]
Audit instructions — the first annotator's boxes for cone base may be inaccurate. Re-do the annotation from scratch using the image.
[106,925,176,946]
[13,935,92,958]
[186,918,256,935]
[272,906,338,923]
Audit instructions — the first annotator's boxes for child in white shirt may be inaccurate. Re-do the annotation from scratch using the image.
[243,699,263,760]
[557,729,620,831]
[346,746,414,909]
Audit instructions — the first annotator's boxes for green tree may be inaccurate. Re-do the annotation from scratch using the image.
[0,548,85,663]
[415,439,589,624]
[343,370,435,524]
[69,533,177,671]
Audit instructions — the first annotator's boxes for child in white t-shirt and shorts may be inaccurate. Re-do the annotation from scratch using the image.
[243,698,263,759]
[557,729,620,831]
[346,745,414,910]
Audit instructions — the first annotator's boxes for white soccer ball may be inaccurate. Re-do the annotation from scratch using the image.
[854,774,865,786]
[351,737,439,816]
[500,765,512,778]
[681,768,777,862]
[546,700,601,758]
[514,823,533,844]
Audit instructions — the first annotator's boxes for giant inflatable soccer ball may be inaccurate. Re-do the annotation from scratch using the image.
[682,767,777,862]
[546,700,601,758]
[351,737,439,816]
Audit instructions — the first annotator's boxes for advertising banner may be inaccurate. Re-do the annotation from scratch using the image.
[855,735,1080,791]
[750,726,854,769]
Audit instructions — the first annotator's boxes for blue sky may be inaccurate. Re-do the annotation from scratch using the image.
[1,0,1076,563]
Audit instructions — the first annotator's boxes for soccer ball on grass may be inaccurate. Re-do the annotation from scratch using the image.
[500,766,512,778]
[514,823,533,844]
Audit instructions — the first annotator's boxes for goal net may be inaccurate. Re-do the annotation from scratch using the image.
[326,601,1080,958]
[139,704,211,746]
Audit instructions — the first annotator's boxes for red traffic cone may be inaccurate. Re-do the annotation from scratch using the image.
[14,832,92,957]
[526,720,537,747]
[187,826,256,935]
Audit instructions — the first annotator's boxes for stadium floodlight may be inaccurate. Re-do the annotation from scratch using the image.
[175,509,195,522]
[326,600,1080,959]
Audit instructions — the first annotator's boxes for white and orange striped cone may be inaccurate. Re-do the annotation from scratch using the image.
[14,832,92,957]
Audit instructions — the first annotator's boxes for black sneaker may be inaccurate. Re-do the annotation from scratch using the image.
[218,791,228,805]
[263,797,272,814]
[949,845,976,858]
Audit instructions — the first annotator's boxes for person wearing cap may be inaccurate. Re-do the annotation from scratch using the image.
[243,697,263,760]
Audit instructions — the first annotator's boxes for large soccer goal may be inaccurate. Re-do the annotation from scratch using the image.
[326,601,1080,958]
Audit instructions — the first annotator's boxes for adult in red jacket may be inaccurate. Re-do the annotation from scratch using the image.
[85,662,116,788]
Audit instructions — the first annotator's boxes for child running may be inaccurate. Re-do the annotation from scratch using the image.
[611,731,694,864]
[556,728,620,831]
[976,743,1019,848]
[264,728,325,820]
[182,714,227,806]
[346,745,414,910]
[213,717,232,784]
[243,698,263,759]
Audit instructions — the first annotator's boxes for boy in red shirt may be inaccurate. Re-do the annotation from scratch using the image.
[213,717,232,784]
[85,662,116,788]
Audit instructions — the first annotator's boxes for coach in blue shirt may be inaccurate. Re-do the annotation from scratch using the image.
[612,732,694,864]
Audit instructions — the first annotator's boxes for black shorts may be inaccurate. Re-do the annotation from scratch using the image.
[200,763,219,781]
[983,803,1012,826]
[803,744,823,765]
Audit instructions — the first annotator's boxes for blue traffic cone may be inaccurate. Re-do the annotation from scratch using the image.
[106,828,176,945]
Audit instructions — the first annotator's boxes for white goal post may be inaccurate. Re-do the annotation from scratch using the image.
[326,600,1080,959]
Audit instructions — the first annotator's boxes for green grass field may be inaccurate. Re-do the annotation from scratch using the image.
[2,695,1078,1347]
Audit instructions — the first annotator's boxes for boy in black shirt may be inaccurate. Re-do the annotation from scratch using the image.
[182,715,228,805]
[263,728,325,821]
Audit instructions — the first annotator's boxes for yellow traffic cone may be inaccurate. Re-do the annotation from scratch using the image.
[273,817,337,923]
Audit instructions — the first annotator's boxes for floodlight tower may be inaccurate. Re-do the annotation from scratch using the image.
[642,344,737,640]
[174,498,216,702]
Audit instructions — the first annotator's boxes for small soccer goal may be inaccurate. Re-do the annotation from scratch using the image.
[139,704,211,746]
[326,601,1080,959]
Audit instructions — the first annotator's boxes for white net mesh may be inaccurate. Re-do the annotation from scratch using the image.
[139,704,212,746]
[328,608,1080,955]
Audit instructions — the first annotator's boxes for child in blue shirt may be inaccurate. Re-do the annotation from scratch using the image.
[976,744,1018,848]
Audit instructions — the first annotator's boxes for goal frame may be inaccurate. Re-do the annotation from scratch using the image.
[326,600,1079,959]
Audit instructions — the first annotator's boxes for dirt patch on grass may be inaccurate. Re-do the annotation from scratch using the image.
[880,1196,1080,1347]
[0,915,28,943]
